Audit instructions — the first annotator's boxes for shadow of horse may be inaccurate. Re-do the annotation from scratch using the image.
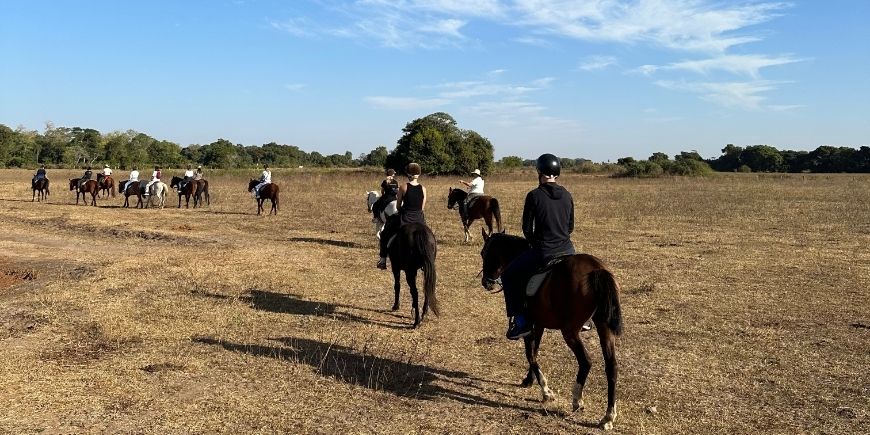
[191,288,410,329]
[284,237,365,249]
[192,335,575,417]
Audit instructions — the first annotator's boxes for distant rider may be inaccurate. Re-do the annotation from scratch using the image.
[121,165,139,193]
[193,165,204,181]
[144,166,161,196]
[372,169,399,221]
[78,166,93,189]
[253,164,271,199]
[32,164,47,188]
[180,164,195,192]
[377,162,427,270]
[458,168,485,224]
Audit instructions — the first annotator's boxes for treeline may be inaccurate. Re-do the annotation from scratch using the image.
[0,112,494,175]
[497,144,870,176]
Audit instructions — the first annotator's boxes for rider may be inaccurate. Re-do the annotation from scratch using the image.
[98,164,112,186]
[372,168,399,221]
[253,164,271,199]
[501,153,575,340]
[121,165,139,193]
[78,166,93,189]
[32,163,47,187]
[180,164,195,192]
[144,165,161,196]
[377,162,426,270]
[458,168,485,224]
[193,165,204,181]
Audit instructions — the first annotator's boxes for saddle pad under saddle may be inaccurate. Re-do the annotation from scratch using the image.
[525,254,573,297]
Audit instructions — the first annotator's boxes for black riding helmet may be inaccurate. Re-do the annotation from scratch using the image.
[536,153,561,177]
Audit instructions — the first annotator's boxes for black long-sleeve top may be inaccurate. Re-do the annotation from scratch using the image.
[522,182,575,259]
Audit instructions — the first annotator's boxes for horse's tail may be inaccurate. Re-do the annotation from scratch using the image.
[491,197,502,232]
[589,269,623,336]
[415,227,439,316]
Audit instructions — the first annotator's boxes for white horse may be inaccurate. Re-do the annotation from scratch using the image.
[145,181,167,209]
[366,191,397,239]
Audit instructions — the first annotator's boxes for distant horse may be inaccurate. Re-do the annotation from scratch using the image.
[194,179,210,206]
[119,180,142,208]
[366,191,398,239]
[447,188,502,242]
[480,231,623,431]
[69,179,99,206]
[170,176,200,208]
[388,223,439,328]
[143,181,167,209]
[32,178,50,202]
[96,174,115,198]
[248,179,279,215]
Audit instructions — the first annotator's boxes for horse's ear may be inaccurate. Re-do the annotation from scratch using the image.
[481,228,488,240]
[448,187,452,193]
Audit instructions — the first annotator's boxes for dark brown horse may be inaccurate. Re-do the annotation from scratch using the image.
[31,178,50,202]
[447,188,502,242]
[480,231,623,430]
[119,180,143,208]
[248,179,279,215]
[96,174,115,198]
[69,179,99,206]
[388,223,439,328]
[170,176,200,208]
[194,179,210,206]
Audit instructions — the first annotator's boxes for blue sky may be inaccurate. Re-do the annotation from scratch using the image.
[1,0,868,161]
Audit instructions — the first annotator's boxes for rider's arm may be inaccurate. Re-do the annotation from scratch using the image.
[459,180,470,187]
[521,192,535,241]
[396,183,406,209]
[421,185,427,211]
[568,195,574,235]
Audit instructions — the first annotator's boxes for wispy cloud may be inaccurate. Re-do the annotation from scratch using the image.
[364,96,451,110]
[637,54,806,78]
[655,79,795,110]
[283,83,307,91]
[579,55,617,71]
[270,17,316,38]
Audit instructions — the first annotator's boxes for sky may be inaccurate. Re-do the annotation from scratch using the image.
[1,0,869,161]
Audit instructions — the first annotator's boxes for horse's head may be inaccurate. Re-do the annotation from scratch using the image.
[170,176,182,188]
[480,230,526,291]
[366,191,379,211]
[247,179,258,192]
[447,187,466,209]
[69,179,77,190]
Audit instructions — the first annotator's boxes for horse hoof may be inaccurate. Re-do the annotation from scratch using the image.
[542,392,556,403]
[391,304,399,311]
[601,420,614,431]
[572,402,584,412]
[520,377,534,388]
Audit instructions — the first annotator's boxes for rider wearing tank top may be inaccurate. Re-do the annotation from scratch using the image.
[377,162,427,269]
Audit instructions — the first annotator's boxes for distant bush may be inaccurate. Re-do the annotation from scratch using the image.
[738,164,752,173]
[615,157,712,178]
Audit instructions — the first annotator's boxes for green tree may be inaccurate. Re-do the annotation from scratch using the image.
[740,145,784,172]
[499,155,523,168]
[359,146,389,168]
[386,112,492,175]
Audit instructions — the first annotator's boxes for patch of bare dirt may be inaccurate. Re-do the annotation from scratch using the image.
[41,322,143,365]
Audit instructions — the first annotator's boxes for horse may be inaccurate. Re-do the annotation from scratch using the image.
[119,180,143,208]
[69,179,99,206]
[447,188,502,242]
[387,223,439,328]
[479,231,623,430]
[170,176,200,208]
[366,191,398,239]
[194,179,210,206]
[31,178,50,202]
[96,174,115,198]
[248,179,279,215]
[143,181,167,209]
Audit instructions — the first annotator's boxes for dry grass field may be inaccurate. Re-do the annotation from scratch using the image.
[0,168,867,434]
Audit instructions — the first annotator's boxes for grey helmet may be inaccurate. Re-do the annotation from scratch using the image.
[536,153,561,177]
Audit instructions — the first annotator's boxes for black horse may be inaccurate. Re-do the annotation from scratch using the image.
[387,223,439,328]
[32,178,50,202]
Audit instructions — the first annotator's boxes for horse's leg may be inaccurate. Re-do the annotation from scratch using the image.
[177,193,182,208]
[391,263,401,311]
[483,212,494,236]
[594,320,619,430]
[562,327,592,412]
[525,325,554,401]
[405,268,420,327]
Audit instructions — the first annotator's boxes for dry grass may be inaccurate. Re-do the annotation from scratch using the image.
[0,168,867,434]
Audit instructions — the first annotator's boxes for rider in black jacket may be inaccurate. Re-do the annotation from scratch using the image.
[502,153,576,340]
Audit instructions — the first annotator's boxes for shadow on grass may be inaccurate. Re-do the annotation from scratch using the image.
[192,335,574,418]
[192,288,412,330]
[283,237,365,249]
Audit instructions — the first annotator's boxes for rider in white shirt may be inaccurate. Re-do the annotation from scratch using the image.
[458,169,485,223]
[102,164,113,177]
[253,164,272,198]
[121,165,140,193]
[180,164,195,192]
[144,166,161,195]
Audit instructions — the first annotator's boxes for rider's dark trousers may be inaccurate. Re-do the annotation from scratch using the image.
[501,249,543,318]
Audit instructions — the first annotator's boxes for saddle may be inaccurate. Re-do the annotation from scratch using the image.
[465,195,481,210]
[525,254,574,297]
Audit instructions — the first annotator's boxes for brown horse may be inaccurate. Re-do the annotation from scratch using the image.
[69,179,99,206]
[119,180,143,208]
[32,178,50,202]
[248,179,279,215]
[96,174,115,198]
[194,179,210,206]
[170,176,200,208]
[480,231,623,430]
[447,188,502,242]
[388,222,439,328]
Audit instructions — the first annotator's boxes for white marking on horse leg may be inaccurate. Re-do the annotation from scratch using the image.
[572,382,584,411]
[539,372,555,402]
[600,404,617,430]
